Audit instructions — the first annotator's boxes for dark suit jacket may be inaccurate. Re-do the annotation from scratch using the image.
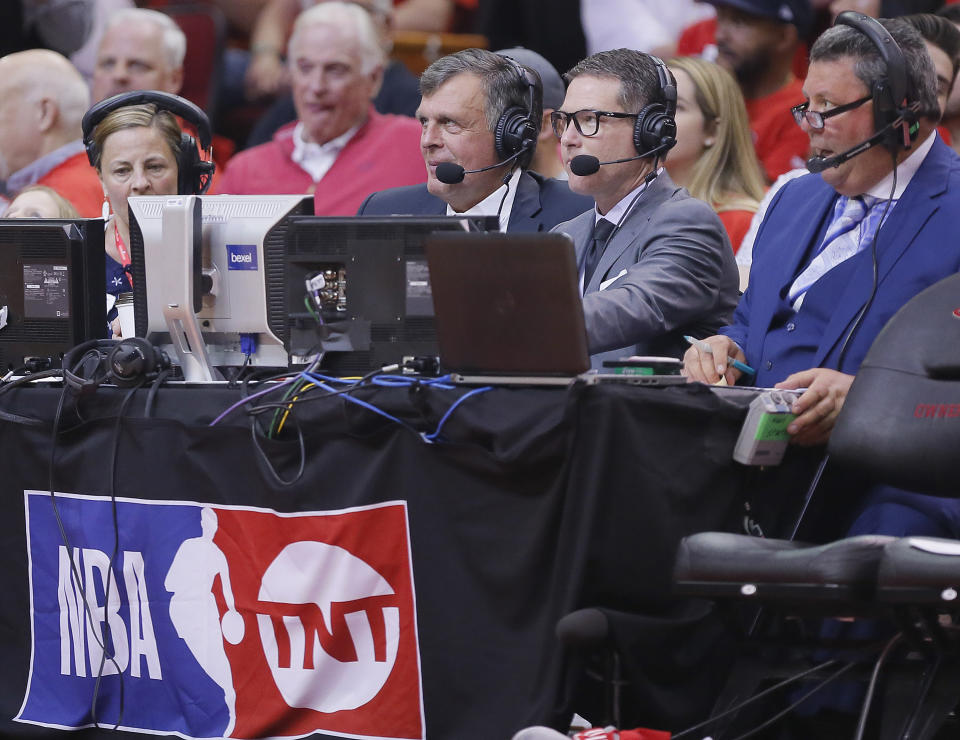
[553,170,739,368]
[357,171,592,233]
[724,136,960,540]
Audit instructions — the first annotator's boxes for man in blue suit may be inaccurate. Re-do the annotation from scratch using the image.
[357,48,592,231]
[684,15,960,540]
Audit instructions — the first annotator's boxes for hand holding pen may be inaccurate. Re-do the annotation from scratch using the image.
[682,335,755,386]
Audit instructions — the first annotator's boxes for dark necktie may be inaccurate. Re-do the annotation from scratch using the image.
[584,218,616,287]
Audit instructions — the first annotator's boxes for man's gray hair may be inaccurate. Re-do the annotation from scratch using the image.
[289,2,386,74]
[810,18,940,122]
[420,48,544,138]
[564,48,664,114]
[104,8,186,70]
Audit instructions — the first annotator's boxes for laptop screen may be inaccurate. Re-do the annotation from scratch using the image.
[424,232,590,376]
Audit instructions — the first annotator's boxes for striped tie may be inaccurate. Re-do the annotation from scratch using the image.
[788,194,887,310]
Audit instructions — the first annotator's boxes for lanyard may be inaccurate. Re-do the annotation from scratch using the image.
[114,224,134,287]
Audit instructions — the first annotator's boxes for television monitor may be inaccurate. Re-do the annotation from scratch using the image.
[127,194,313,381]
[0,218,106,374]
[280,215,498,376]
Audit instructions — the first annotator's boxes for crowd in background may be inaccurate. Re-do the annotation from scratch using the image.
[3,0,959,244]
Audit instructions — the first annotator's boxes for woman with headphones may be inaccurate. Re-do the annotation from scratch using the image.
[90,103,182,332]
[83,91,214,337]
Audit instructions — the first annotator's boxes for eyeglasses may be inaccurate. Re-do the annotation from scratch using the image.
[791,94,872,131]
[550,109,639,138]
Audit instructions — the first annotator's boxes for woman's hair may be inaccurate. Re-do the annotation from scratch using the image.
[3,185,80,219]
[90,103,183,172]
[667,57,767,211]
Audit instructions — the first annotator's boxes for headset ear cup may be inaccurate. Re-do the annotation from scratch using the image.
[178,134,203,195]
[494,106,533,161]
[108,337,170,387]
[634,103,677,156]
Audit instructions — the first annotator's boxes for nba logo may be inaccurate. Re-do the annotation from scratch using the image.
[18,493,425,740]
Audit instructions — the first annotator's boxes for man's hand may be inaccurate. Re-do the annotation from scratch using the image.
[776,368,855,446]
[245,51,289,100]
[682,335,745,386]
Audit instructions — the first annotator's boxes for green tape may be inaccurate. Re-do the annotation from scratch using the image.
[611,366,655,375]
[754,413,795,441]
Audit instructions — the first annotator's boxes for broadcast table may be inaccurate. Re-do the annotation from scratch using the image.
[0,379,812,740]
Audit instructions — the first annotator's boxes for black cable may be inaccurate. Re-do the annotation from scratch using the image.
[836,150,897,370]
[0,368,63,426]
[494,166,515,228]
[89,379,141,728]
[671,658,840,739]
[250,406,307,486]
[143,368,171,419]
[724,659,862,740]
[853,632,904,740]
[46,383,126,729]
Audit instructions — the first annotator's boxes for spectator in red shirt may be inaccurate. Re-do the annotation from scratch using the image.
[216,2,425,215]
[706,0,813,182]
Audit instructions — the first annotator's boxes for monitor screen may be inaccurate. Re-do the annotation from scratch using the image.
[0,218,106,373]
[127,194,313,379]
[281,215,498,375]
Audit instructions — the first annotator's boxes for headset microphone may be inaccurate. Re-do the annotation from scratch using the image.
[435,147,529,184]
[805,110,918,174]
[568,139,674,177]
[806,135,883,173]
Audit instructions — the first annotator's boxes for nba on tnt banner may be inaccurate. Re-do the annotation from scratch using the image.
[18,492,424,740]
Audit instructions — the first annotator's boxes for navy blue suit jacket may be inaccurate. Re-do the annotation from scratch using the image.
[726,137,960,383]
[724,136,960,539]
[356,171,592,232]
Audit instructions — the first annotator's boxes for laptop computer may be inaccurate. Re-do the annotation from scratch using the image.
[424,232,590,385]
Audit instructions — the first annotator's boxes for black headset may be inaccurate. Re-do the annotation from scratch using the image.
[836,11,917,152]
[82,90,215,196]
[493,56,541,164]
[62,338,171,394]
[634,55,678,158]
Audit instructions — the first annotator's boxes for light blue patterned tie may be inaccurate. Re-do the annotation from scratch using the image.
[788,194,886,310]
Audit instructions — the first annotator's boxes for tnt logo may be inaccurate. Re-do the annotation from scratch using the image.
[227,244,258,270]
[18,493,424,740]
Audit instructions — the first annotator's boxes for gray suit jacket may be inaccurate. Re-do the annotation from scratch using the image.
[552,171,739,368]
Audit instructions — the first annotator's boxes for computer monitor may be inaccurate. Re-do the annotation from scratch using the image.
[0,218,106,373]
[127,194,313,381]
[281,215,498,376]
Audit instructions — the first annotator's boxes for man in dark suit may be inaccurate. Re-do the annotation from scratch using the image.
[551,48,739,368]
[684,16,960,540]
[357,48,592,232]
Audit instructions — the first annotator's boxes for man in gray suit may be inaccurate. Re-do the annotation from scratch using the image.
[552,49,739,367]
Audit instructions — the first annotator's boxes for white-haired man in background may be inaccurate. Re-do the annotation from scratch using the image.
[0,49,102,216]
[215,1,425,215]
[91,7,186,102]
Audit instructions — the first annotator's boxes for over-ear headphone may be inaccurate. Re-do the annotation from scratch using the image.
[494,56,540,164]
[836,11,916,152]
[82,90,216,196]
[634,55,678,158]
[62,337,171,394]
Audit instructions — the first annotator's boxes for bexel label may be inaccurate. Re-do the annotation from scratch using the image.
[227,244,258,270]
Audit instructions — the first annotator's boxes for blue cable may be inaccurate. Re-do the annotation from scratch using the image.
[421,385,493,443]
[370,373,456,389]
[299,370,492,444]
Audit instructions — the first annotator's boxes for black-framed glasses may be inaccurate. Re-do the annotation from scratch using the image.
[550,109,639,138]
[791,94,872,130]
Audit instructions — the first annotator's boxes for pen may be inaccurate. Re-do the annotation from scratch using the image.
[683,335,756,376]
